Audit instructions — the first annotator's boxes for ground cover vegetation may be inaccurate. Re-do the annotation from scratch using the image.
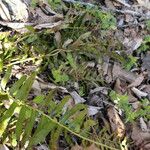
[0,0,150,150]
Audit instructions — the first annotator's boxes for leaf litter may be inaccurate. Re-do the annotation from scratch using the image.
[0,0,150,149]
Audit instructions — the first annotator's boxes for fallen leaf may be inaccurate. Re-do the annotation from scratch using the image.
[127,89,138,103]
[128,74,144,88]
[71,144,83,150]
[85,144,99,150]
[131,87,148,98]
[105,63,113,83]
[70,91,86,104]
[125,37,143,53]
[0,0,29,21]
[125,14,134,23]
[114,78,127,94]
[54,31,61,48]
[112,63,137,83]
[0,145,9,150]
[131,124,150,149]
[32,80,41,95]
[142,53,150,77]
[62,39,73,48]
[0,1,11,21]
[131,101,141,110]
[140,117,149,132]
[88,105,102,116]
[107,107,125,138]
[90,87,109,95]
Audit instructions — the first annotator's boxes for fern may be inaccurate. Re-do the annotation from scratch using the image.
[0,68,121,150]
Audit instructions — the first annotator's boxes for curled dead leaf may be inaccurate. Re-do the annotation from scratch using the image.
[107,107,125,138]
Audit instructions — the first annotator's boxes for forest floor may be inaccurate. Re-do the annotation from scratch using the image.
[0,0,150,150]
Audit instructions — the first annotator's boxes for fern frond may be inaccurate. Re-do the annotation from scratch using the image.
[0,69,120,150]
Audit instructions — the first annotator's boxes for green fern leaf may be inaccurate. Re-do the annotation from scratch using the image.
[15,105,30,140]
[50,127,62,150]
[67,53,77,70]
[33,95,45,104]
[60,104,86,124]
[69,109,87,132]
[22,108,38,147]
[9,75,27,96]
[1,66,12,90]
[15,73,36,101]
[45,90,57,113]
[53,95,71,116]
[0,102,18,136]
[28,115,56,147]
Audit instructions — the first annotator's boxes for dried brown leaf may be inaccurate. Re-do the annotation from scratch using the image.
[131,124,150,149]
[107,107,125,138]
[128,74,144,88]
[112,63,137,83]
[54,31,61,48]
[85,144,99,150]
[71,144,83,150]
[114,78,127,94]
[131,87,148,98]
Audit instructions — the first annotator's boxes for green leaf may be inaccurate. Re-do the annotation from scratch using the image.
[15,73,36,101]
[50,127,62,149]
[81,119,97,137]
[52,69,69,83]
[33,95,45,104]
[0,59,3,72]
[15,106,30,140]
[67,53,77,70]
[53,95,71,116]
[9,75,27,96]
[1,66,12,90]
[22,109,37,146]
[60,104,86,124]
[28,116,56,147]
[69,109,87,132]
[78,32,91,40]
[0,92,9,101]
[0,102,18,136]
[45,90,57,113]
